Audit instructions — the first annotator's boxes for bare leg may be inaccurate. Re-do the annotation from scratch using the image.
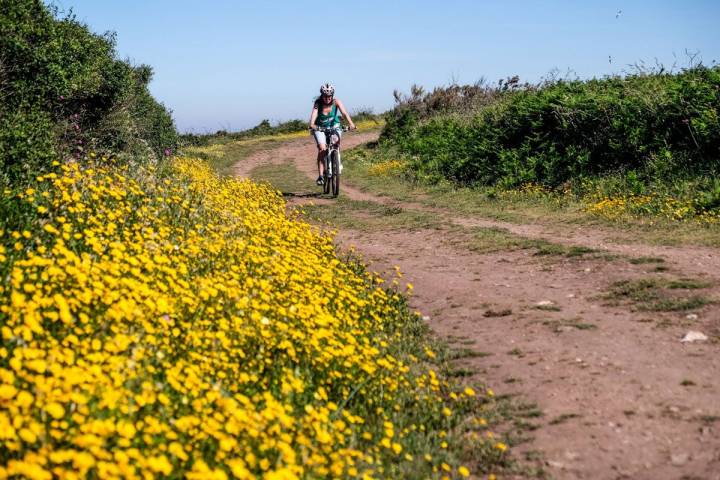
[316,145,327,176]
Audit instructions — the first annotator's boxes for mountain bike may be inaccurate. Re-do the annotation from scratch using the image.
[314,126,348,197]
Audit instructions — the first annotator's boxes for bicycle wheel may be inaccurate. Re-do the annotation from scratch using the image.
[330,150,340,197]
[322,153,330,195]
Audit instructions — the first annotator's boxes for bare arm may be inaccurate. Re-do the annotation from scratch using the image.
[308,103,319,130]
[335,99,356,129]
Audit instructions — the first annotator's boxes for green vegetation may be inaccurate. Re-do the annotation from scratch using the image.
[483,308,513,318]
[605,277,715,311]
[373,67,720,224]
[548,413,582,426]
[179,118,309,147]
[343,143,720,246]
[250,161,312,194]
[540,319,597,332]
[629,257,666,265]
[180,108,381,147]
[0,0,177,186]
[0,5,515,476]
[383,68,720,188]
[304,196,443,233]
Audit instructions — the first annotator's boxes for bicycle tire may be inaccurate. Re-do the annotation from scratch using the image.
[322,153,330,195]
[331,150,340,197]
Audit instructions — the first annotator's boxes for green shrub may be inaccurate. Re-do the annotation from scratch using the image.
[0,0,177,185]
[0,108,55,185]
[383,68,720,188]
[179,118,308,147]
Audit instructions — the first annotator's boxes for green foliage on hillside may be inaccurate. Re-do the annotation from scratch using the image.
[179,108,381,147]
[382,68,720,189]
[0,0,177,185]
[179,118,309,147]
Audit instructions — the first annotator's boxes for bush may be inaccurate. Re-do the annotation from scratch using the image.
[0,0,177,186]
[383,68,720,188]
[0,108,55,185]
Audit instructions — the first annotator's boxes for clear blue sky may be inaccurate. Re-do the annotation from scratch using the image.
[49,0,720,133]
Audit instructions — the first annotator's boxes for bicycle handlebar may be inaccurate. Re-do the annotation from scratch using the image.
[310,126,352,133]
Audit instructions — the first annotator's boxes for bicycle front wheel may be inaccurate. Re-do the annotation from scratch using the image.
[330,150,340,197]
[322,153,330,195]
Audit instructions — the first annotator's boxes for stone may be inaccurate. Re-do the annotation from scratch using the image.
[564,450,580,461]
[680,331,708,342]
[671,453,689,466]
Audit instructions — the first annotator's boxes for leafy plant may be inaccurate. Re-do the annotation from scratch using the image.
[0,0,177,186]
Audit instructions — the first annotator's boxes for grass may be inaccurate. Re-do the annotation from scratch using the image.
[540,318,597,332]
[343,145,593,225]
[698,415,720,424]
[341,143,720,248]
[534,304,562,312]
[182,138,273,175]
[183,118,383,176]
[648,297,712,311]
[454,225,615,260]
[449,367,477,378]
[303,196,443,233]
[629,256,666,265]
[548,413,582,425]
[249,161,315,195]
[605,277,715,312]
[483,308,513,318]
[667,278,713,289]
[447,348,494,360]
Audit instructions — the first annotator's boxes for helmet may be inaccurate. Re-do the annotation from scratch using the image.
[320,83,335,96]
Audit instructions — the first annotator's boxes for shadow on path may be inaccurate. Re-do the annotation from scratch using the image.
[280,191,325,199]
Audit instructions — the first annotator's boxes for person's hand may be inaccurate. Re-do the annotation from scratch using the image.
[309,125,316,131]
[349,123,357,130]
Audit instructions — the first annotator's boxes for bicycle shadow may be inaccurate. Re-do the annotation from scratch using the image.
[279,191,326,199]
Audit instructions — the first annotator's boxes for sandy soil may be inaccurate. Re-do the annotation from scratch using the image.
[235,132,720,480]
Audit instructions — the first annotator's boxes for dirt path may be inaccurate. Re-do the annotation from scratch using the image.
[235,133,720,480]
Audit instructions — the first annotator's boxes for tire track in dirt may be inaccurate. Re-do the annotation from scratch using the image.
[235,133,720,480]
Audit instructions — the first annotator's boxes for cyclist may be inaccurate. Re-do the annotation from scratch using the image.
[309,83,356,185]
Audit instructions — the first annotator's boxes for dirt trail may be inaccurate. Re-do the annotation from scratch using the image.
[235,133,720,480]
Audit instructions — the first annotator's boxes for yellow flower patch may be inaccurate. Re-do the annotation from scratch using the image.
[0,157,475,478]
[368,159,406,177]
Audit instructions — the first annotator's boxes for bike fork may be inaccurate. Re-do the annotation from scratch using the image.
[326,149,334,176]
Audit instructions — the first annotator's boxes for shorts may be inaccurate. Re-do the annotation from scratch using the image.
[312,127,342,147]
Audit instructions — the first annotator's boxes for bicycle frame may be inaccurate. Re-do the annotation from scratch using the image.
[317,127,342,168]
[315,126,347,196]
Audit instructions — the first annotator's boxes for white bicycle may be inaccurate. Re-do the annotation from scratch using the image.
[314,126,349,197]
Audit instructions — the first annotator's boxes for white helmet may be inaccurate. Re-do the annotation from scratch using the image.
[320,83,335,96]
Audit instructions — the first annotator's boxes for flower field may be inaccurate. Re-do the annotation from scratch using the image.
[0,156,500,479]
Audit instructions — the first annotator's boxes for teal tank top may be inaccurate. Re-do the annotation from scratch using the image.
[315,100,342,127]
